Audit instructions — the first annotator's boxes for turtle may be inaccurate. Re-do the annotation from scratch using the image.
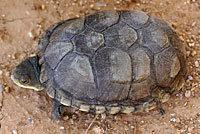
[11,10,186,121]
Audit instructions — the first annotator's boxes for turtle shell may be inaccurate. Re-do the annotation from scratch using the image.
[37,10,186,114]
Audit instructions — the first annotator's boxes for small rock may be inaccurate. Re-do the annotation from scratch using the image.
[101,113,106,120]
[188,75,193,81]
[185,90,191,98]
[0,113,4,120]
[130,125,134,129]
[90,4,94,8]
[92,126,104,134]
[124,121,128,124]
[179,36,184,41]
[176,118,181,123]
[12,130,17,134]
[194,61,199,67]
[41,4,46,10]
[17,121,27,126]
[191,22,196,27]
[72,114,77,120]
[186,51,190,57]
[188,42,195,47]
[191,50,197,56]
[5,71,10,77]
[170,118,176,122]
[172,23,178,29]
[170,113,175,116]
[96,2,106,7]
[0,70,3,76]
[28,118,34,124]
[114,115,118,120]
[1,14,5,17]
[5,86,10,93]
[0,84,5,91]
[28,32,33,38]
[63,115,69,121]
[60,126,64,129]
[179,94,183,100]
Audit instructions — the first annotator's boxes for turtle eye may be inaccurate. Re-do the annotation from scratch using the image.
[20,77,30,84]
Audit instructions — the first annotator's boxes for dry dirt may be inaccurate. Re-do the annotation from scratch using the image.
[0,0,200,134]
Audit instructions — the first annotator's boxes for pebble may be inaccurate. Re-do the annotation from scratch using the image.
[41,4,46,10]
[179,94,183,100]
[0,84,5,91]
[101,113,106,120]
[186,51,190,57]
[191,50,197,56]
[170,118,176,122]
[0,70,3,76]
[28,118,34,124]
[72,114,77,120]
[12,130,17,134]
[130,125,134,129]
[170,113,175,116]
[172,23,178,29]
[185,90,191,98]
[63,115,69,121]
[188,42,195,47]
[5,86,10,93]
[194,61,199,67]
[188,75,193,81]
[0,113,3,120]
[5,71,10,77]
[96,2,106,7]
[60,126,64,129]
[28,32,33,38]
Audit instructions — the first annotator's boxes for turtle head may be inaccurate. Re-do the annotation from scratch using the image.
[11,56,44,91]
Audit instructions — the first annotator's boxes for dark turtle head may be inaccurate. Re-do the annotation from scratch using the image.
[11,56,44,91]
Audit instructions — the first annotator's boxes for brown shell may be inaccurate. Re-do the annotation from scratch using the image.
[38,10,186,114]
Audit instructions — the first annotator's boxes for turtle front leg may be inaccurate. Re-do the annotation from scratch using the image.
[52,99,66,121]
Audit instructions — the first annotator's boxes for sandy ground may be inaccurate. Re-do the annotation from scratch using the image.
[0,0,200,134]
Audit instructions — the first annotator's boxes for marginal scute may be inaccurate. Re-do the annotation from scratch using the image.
[50,18,85,41]
[73,28,104,56]
[121,10,149,29]
[45,41,73,69]
[130,48,151,82]
[108,107,121,114]
[86,10,119,32]
[61,97,71,106]
[121,106,135,113]
[154,48,181,87]
[79,104,90,112]
[40,64,51,83]
[143,101,157,112]
[103,21,137,49]
[170,56,181,78]
[95,106,106,114]
[129,78,155,101]
[46,79,55,98]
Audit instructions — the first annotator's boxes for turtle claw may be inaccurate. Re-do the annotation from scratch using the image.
[52,99,66,121]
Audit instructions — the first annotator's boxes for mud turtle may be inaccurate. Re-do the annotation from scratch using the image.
[11,10,186,120]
